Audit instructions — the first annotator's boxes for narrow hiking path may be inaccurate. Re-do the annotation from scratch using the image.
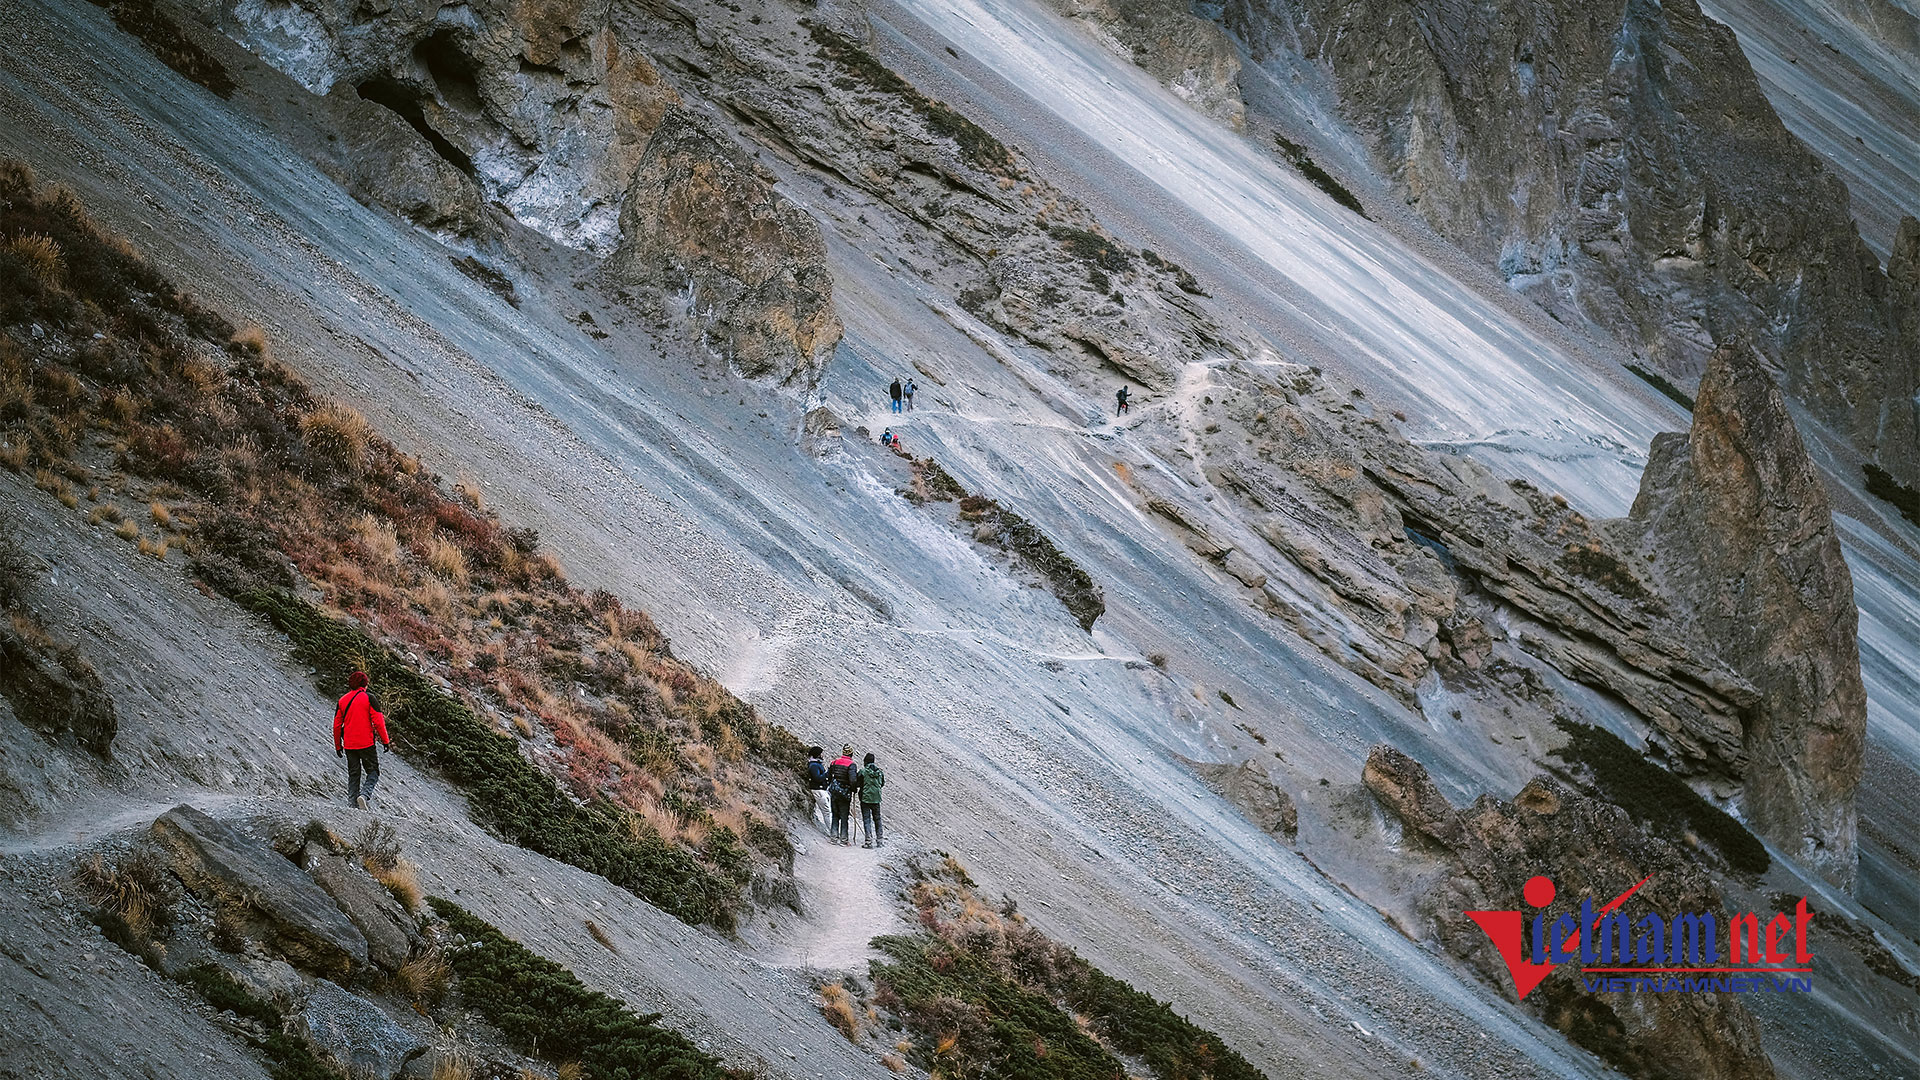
[754,822,907,972]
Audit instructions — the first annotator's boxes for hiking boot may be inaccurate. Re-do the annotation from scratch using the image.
[863,840,873,849]
[354,795,369,810]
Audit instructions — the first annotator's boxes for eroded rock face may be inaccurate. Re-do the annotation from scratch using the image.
[1628,346,1867,888]
[200,0,679,250]
[1228,0,1920,485]
[605,109,841,383]
[1043,0,1246,127]
[149,806,368,976]
[1362,747,1776,1080]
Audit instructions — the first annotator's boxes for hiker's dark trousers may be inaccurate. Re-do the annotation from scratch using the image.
[830,793,852,840]
[346,747,380,805]
[861,802,882,843]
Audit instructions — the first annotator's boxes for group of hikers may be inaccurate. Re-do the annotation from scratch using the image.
[329,673,892,850]
[884,372,1135,421]
[806,744,886,847]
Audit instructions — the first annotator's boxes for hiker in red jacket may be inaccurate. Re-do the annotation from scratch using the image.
[334,671,391,809]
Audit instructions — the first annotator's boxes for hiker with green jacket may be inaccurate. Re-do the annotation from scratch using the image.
[859,752,886,848]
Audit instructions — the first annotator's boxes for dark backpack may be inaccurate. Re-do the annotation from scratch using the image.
[828,760,854,795]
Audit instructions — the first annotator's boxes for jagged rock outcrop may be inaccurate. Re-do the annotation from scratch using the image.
[1363,747,1776,1080]
[709,22,1245,392]
[605,109,841,383]
[198,0,680,250]
[1164,357,1761,772]
[1043,0,1247,127]
[1184,757,1298,840]
[319,85,490,238]
[1226,0,1920,486]
[0,618,116,758]
[149,806,369,976]
[1628,345,1867,888]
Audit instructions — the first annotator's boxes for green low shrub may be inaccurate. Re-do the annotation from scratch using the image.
[1865,463,1920,528]
[173,964,335,1080]
[1550,719,1769,875]
[429,899,745,1080]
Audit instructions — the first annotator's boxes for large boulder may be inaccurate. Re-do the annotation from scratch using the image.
[307,854,418,973]
[300,978,428,1080]
[1628,345,1867,888]
[606,108,842,384]
[149,806,369,976]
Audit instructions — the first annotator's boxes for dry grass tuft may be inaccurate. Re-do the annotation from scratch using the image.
[820,982,860,1040]
[115,520,141,541]
[230,324,268,356]
[373,859,423,912]
[136,535,169,560]
[149,501,173,529]
[586,918,620,954]
[73,849,177,939]
[299,403,371,475]
[880,1053,906,1073]
[428,1050,472,1080]
[397,946,451,1005]
[424,534,469,586]
[4,234,63,283]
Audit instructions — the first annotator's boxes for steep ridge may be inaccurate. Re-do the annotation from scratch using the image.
[2,0,1920,1076]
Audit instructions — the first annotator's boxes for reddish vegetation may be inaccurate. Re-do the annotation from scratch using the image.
[0,160,802,881]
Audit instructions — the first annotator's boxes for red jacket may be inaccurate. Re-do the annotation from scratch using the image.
[334,688,390,751]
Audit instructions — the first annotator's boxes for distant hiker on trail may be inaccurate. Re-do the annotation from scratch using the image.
[880,427,895,449]
[859,752,885,848]
[333,671,391,810]
[903,379,917,411]
[806,745,831,831]
[828,744,860,845]
[1115,385,1131,415]
[889,378,904,414]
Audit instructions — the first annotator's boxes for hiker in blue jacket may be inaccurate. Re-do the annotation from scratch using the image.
[806,746,831,832]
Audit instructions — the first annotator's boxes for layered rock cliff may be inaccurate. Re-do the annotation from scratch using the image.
[1225,0,1920,486]
[605,108,842,383]
[1628,345,1867,887]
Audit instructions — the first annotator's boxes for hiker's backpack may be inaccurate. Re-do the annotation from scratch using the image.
[828,760,852,795]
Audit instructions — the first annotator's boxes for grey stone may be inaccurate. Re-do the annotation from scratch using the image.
[300,979,427,1080]
[149,806,368,976]
[307,855,418,973]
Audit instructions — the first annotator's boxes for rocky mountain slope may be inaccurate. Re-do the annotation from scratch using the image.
[2,0,1919,1076]
[1227,0,1920,491]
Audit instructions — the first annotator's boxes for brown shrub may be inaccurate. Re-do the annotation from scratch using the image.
[397,946,451,1004]
[3,234,62,284]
